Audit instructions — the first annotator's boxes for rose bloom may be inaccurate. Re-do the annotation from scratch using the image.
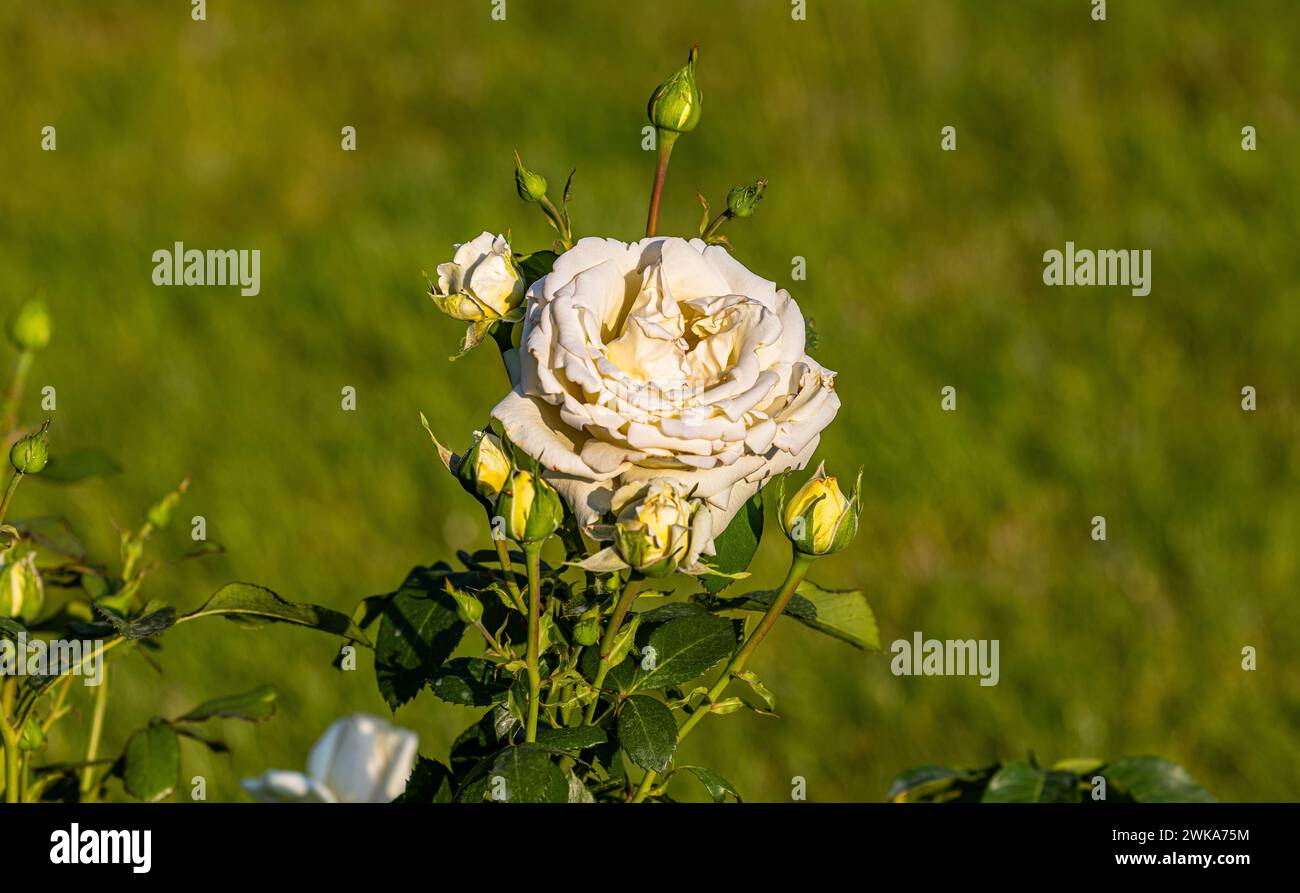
[492,236,839,543]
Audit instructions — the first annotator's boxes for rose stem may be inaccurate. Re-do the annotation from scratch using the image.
[524,542,544,743]
[0,470,24,527]
[584,577,640,724]
[0,350,32,437]
[80,660,110,799]
[645,131,679,237]
[492,532,527,614]
[630,551,816,802]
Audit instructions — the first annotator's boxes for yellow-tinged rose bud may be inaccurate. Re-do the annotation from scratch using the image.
[613,479,696,577]
[7,299,51,353]
[461,431,512,502]
[648,46,702,134]
[10,421,50,475]
[513,149,549,203]
[779,463,862,556]
[495,468,563,545]
[0,551,45,622]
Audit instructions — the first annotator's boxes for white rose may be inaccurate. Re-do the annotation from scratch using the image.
[492,236,839,545]
[430,231,524,322]
[241,714,418,803]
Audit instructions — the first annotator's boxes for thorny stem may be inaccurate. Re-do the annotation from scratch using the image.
[524,542,544,743]
[584,578,640,724]
[630,551,816,802]
[645,131,679,237]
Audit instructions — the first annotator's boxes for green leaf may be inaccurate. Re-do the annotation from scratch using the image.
[534,725,607,754]
[93,604,176,640]
[699,579,880,651]
[34,449,122,484]
[459,745,569,803]
[394,756,455,803]
[617,695,677,773]
[633,614,740,691]
[699,492,763,593]
[579,647,638,694]
[678,765,742,802]
[176,685,277,723]
[981,760,1046,803]
[184,583,369,643]
[428,657,511,706]
[515,250,558,286]
[123,721,180,802]
[1103,757,1214,803]
[374,565,468,710]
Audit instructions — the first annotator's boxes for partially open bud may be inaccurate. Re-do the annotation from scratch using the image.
[647,46,702,134]
[514,150,549,203]
[7,299,51,353]
[447,583,484,625]
[0,551,45,622]
[429,233,525,323]
[726,178,767,218]
[460,431,512,503]
[611,479,710,577]
[495,468,563,545]
[779,463,861,556]
[10,421,50,475]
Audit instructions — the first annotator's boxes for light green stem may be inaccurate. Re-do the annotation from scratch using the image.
[524,542,543,743]
[0,704,20,803]
[1,351,33,436]
[80,658,109,798]
[584,578,639,724]
[493,535,527,613]
[631,551,816,802]
[0,471,24,528]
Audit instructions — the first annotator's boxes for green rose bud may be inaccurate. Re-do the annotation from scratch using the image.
[779,463,862,557]
[448,583,484,625]
[726,178,767,218]
[572,608,601,647]
[513,150,549,203]
[647,45,702,134]
[7,299,51,353]
[494,468,563,545]
[9,421,50,475]
[0,551,45,622]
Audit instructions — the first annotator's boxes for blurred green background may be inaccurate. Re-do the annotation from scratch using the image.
[2,0,1298,802]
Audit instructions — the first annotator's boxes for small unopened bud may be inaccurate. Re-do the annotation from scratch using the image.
[648,45,702,134]
[448,583,484,625]
[513,150,548,203]
[495,468,564,545]
[460,431,512,503]
[7,300,51,353]
[10,421,50,475]
[572,608,601,647]
[0,551,45,622]
[779,463,862,556]
[726,179,767,218]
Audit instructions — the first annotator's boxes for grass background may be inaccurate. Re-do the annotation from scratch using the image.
[2,0,1298,802]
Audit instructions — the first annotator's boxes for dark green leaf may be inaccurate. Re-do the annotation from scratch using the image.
[458,744,569,803]
[633,614,740,691]
[637,601,707,625]
[123,721,180,802]
[34,449,122,484]
[1103,757,1214,803]
[699,579,880,651]
[516,250,559,286]
[395,756,455,803]
[699,492,763,594]
[534,725,607,754]
[678,765,741,802]
[617,695,677,773]
[981,760,1045,803]
[579,647,638,694]
[94,604,176,640]
[176,685,277,723]
[374,566,468,710]
[428,657,511,706]
[185,583,369,643]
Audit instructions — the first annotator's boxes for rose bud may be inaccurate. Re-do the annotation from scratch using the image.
[0,551,45,622]
[9,421,50,475]
[726,178,767,218]
[612,479,706,578]
[513,149,549,204]
[779,463,862,556]
[495,467,564,545]
[572,607,601,647]
[6,299,51,353]
[459,431,512,502]
[428,232,524,323]
[647,45,702,134]
[448,583,484,625]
